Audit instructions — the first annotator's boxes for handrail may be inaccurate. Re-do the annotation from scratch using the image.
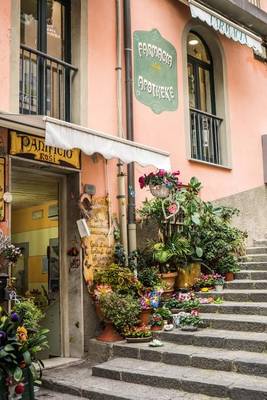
[190,107,223,121]
[20,44,78,72]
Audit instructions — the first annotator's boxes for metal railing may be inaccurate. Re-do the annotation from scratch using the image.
[190,108,223,165]
[248,0,261,7]
[19,44,78,121]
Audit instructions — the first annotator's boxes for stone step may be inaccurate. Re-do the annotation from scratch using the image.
[254,239,267,247]
[42,365,224,400]
[241,254,267,262]
[246,247,267,255]
[158,328,267,353]
[235,271,267,279]
[200,301,267,316]
[238,262,267,271]
[112,341,267,378]
[197,289,267,302]
[201,313,267,332]
[92,357,267,399]
[225,279,267,289]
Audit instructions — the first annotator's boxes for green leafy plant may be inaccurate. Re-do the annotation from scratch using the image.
[154,307,172,321]
[99,292,140,333]
[93,263,142,296]
[0,306,49,397]
[13,299,45,331]
[179,310,201,327]
[151,313,163,328]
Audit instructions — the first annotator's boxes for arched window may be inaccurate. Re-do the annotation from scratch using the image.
[187,32,222,164]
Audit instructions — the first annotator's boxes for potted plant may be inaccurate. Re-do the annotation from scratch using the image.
[97,292,140,342]
[0,304,49,400]
[138,169,180,198]
[124,325,152,343]
[179,310,202,332]
[214,275,224,292]
[224,266,239,282]
[155,307,172,323]
[150,313,164,331]
[139,289,162,326]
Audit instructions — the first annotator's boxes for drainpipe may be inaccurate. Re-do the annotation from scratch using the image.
[123,0,137,254]
[115,0,128,258]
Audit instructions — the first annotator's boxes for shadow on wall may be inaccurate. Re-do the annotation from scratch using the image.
[213,185,267,246]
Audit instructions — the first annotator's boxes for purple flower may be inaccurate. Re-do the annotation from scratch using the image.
[10,312,20,322]
[0,330,7,344]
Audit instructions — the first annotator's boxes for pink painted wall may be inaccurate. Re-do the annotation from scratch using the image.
[0,1,11,111]
[258,0,267,12]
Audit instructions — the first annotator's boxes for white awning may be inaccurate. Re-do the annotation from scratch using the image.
[189,0,264,55]
[44,116,171,170]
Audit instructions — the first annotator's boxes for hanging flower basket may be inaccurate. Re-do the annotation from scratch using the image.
[149,184,170,198]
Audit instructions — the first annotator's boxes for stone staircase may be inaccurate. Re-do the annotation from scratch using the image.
[43,238,267,399]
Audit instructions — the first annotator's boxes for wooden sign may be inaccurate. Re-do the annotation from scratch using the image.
[0,158,5,221]
[9,131,81,169]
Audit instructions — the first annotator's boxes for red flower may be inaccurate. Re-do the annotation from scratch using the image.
[138,176,145,189]
[158,169,165,177]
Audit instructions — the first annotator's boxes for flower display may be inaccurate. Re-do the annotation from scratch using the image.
[140,290,162,310]
[17,326,28,342]
[124,325,152,338]
[93,284,113,300]
[194,273,224,289]
[138,169,181,190]
[164,291,200,312]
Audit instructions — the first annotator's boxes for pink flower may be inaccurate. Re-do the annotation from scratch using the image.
[168,203,178,214]
[139,176,146,189]
[173,170,180,176]
[191,309,199,317]
[158,169,165,177]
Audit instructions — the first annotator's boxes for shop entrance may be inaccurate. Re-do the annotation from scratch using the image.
[11,160,65,358]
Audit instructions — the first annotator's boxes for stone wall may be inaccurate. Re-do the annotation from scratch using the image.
[213,185,267,246]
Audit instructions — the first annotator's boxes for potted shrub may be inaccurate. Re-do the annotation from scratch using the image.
[224,266,239,282]
[179,310,202,332]
[150,313,164,331]
[97,292,140,342]
[138,169,180,198]
[124,325,152,343]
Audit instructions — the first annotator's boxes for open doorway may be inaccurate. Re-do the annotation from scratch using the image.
[11,162,63,358]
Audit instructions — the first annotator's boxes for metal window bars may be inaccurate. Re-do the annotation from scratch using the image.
[190,108,223,165]
[19,44,78,121]
[248,0,261,7]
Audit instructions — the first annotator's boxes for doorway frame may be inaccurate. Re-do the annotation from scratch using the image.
[10,157,70,357]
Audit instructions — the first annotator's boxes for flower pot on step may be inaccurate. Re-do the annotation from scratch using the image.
[151,325,163,332]
[161,272,178,293]
[215,284,224,292]
[126,336,153,343]
[180,325,198,332]
[96,321,122,342]
[225,272,234,282]
[140,308,152,326]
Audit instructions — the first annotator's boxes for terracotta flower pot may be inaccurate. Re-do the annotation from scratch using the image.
[151,324,163,332]
[140,308,152,326]
[96,322,122,342]
[225,272,234,282]
[161,272,178,293]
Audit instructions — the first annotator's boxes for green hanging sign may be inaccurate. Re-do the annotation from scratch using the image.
[134,29,178,114]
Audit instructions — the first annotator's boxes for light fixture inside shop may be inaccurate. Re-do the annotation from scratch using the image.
[188,39,199,46]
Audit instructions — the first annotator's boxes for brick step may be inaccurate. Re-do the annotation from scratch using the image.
[201,313,267,332]
[197,289,267,302]
[112,341,267,378]
[235,271,267,279]
[240,254,267,262]
[246,247,267,255]
[238,262,267,271]
[225,279,267,289]
[92,356,267,399]
[158,328,267,353]
[200,301,267,316]
[42,365,224,400]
